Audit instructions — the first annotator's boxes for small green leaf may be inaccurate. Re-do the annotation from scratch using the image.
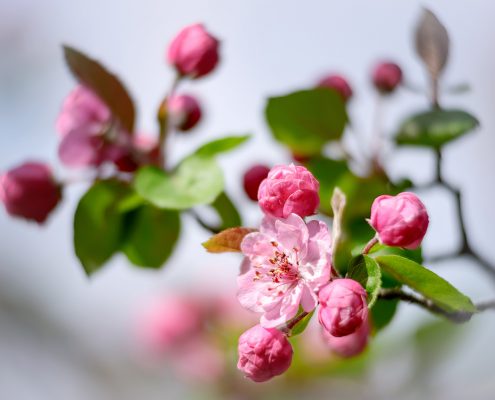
[290,310,315,337]
[194,135,250,157]
[371,299,399,333]
[63,46,136,133]
[122,205,180,268]
[366,243,423,264]
[395,109,479,148]
[202,227,256,253]
[265,88,348,155]
[74,180,130,275]
[134,155,224,210]
[376,255,477,314]
[347,255,382,308]
[211,192,242,230]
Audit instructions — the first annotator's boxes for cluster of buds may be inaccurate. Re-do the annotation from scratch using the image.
[235,164,429,382]
[1,23,220,224]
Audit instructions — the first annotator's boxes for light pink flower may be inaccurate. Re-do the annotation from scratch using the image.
[0,161,61,223]
[323,316,370,358]
[369,191,429,249]
[167,23,220,79]
[237,324,293,382]
[258,164,320,219]
[238,214,332,328]
[318,279,368,337]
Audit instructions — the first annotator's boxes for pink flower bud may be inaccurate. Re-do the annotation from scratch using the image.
[323,316,370,358]
[318,279,368,337]
[369,192,429,249]
[243,164,270,201]
[372,61,402,93]
[258,164,319,219]
[56,85,110,138]
[237,325,293,382]
[167,94,202,131]
[0,162,61,223]
[105,134,161,173]
[317,74,353,102]
[167,23,220,79]
[137,295,203,354]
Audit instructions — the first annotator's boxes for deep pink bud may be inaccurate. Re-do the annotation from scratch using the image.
[258,164,320,219]
[167,23,220,79]
[317,74,353,102]
[0,162,61,223]
[243,164,270,201]
[369,192,429,249]
[237,325,293,382]
[323,316,370,358]
[318,279,368,337]
[372,61,402,93]
[167,94,202,131]
[137,295,203,353]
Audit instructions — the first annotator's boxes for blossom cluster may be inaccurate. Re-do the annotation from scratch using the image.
[235,164,429,382]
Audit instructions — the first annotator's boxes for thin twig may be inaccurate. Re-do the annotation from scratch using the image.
[362,236,379,255]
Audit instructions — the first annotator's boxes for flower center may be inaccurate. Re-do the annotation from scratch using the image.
[264,241,300,285]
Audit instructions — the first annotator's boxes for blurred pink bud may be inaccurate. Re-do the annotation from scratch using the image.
[58,130,105,168]
[56,85,110,138]
[137,296,203,353]
[369,192,429,249]
[323,316,370,358]
[237,325,293,382]
[0,162,61,223]
[317,74,353,102]
[258,164,319,218]
[167,94,202,131]
[243,164,270,201]
[167,23,220,79]
[133,134,161,166]
[318,279,368,337]
[372,61,402,93]
[105,135,161,173]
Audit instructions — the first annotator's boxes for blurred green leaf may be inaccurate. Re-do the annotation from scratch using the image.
[202,227,256,253]
[134,155,224,210]
[395,109,479,148]
[367,243,423,264]
[194,135,250,157]
[376,255,477,314]
[211,192,242,230]
[74,180,131,275]
[348,255,382,308]
[290,310,315,337]
[63,46,135,133]
[265,88,348,155]
[122,205,180,268]
[371,299,399,333]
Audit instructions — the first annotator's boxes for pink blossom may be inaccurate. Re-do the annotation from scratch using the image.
[369,192,429,249]
[0,161,61,223]
[372,61,402,93]
[318,279,368,337]
[167,94,202,131]
[167,23,220,79]
[323,316,370,358]
[258,164,320,219]
[237,324,293,382]
[136,295,203,354]
[238,214,332,328]
[317,74,353,102]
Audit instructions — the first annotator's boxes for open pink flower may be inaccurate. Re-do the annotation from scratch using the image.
[237,214,332,328]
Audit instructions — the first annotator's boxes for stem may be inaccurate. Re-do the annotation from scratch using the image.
[362,236,379,255]
[158,74,181,169]
[279,311,310,335]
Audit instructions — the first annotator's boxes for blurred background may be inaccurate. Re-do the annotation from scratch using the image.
[1,0,495,398]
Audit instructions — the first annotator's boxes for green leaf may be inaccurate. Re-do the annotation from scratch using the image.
[307,157,349,215]
[376,255,477,314]
[63,46,136,133]
[347,255,382,308]
[74,180,130,275]
[367,243,423,264]
[211,192,242,230]
[202,227,256,253]
[134,155,224,210]
[194,135,250,157]
[371,299,399,333]
[290,310,315,337]
[265,88,348,155]
[122,205,180,268]
[395,109,479,148]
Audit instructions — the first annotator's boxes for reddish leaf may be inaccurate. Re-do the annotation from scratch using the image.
[63,45,136,133]
[202,227,256,253]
